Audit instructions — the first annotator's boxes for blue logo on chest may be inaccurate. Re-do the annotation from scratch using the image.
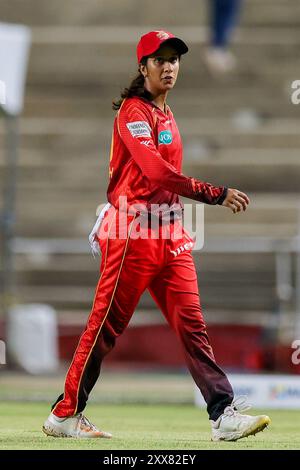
[158,130,173,145]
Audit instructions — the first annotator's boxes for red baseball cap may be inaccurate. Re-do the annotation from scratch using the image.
[136,30,188,63]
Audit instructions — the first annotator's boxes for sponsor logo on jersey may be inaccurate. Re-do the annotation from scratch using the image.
[170,241,194,257]
[158,130,173,145]
[127,121,152,138]
[140,140,151,146]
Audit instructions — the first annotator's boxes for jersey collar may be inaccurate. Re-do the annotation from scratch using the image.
[151,101,170,117]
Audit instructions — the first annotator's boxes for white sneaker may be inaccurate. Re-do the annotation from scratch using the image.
[211,396,271,442]
[203,47,237,75]
[42,412,112,438]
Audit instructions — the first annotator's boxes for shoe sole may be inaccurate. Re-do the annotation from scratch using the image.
[42,425,70,438]
[212,415,271,442]
[42,425,112,439]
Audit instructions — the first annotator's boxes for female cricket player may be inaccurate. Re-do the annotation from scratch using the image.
[43,30,270,441]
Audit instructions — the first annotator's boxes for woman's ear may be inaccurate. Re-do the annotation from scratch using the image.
[139,64,147,78]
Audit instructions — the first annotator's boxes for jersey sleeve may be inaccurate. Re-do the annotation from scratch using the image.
[117,100,227,205]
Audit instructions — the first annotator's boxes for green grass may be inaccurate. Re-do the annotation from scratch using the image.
[0,402,299,450]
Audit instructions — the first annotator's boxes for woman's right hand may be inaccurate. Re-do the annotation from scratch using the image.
[222,188,250,214]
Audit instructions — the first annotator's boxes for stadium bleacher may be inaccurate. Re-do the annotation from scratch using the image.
[0,0,299,370]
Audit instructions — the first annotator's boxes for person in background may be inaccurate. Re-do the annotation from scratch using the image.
[203,0,243,74]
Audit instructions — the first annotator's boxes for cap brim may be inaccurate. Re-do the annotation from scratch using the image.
[162,37,189,56]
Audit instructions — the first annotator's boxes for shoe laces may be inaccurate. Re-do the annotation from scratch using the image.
[223,396,251,417]
[77,413,96,431]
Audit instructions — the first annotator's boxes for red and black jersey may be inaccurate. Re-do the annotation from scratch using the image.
[107,96,227,210]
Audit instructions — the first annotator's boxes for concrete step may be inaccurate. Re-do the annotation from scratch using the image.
[54,307,282,328]
[2,148,300,179]
[1,0,299,27]
[12,217,298,239]
[243,0,300,27]
[2,117,300,153]
[204,195,300,232]
[1,148,299,196]
[5,115,300,138]
[10,195,300,237]
[25,28,300,86]
[13,134,298,158]
[14,250,276,273]
[14,278,277,312]
[13,218,297,239]
[9,190,300,225]
[183,160,300,193]
[3,143,300,168]
[10,243,284,313]
[7,184,300,238]
[0,1,208,27]
[14,249,278,312]
[14,204,99,238]
[23,86,297,119]
[171,92,297,119]
[15,269,276,292]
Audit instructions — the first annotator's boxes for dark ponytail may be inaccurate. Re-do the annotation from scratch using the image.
[112,58,153,110]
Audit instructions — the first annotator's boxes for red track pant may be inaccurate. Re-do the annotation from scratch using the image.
[52,206,233,420]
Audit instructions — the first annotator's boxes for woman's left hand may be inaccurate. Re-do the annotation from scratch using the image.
[222,188,250,214]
